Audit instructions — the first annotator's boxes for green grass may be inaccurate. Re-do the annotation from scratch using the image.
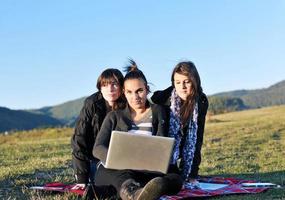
[202,105,285,199]
[1,106,285,199]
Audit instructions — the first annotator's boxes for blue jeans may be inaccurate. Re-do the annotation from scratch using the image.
[89,160,99,183]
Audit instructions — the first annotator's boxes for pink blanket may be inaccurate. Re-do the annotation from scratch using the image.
[30,176,268,199]
[160,176,267,199]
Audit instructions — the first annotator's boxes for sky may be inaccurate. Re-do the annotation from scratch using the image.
[0,0,284,109]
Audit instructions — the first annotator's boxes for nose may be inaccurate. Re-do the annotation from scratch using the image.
[108,84,117,92]
[181,82,187,89]
[134,92,140,99]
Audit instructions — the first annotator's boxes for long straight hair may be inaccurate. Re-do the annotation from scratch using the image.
[171,61,202,126]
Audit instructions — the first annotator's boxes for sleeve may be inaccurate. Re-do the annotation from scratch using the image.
[93,112,116,163]
[155,105,169,137]
[151,86,173,105]
[189,94,208,178]
[71,99,95,184]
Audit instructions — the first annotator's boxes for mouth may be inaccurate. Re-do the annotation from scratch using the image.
[133,100,142,104]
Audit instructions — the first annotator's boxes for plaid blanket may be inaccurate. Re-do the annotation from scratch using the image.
[31,176,268,199]
[160,176,268,199]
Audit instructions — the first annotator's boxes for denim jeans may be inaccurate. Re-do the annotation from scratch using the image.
[89,160,99,183]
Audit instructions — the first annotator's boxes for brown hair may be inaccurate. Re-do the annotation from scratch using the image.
[96,68,125,110]
[171,61,202,126]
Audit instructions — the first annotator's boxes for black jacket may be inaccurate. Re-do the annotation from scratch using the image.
[93,103,168,163]
[151,86,208,178]
[71,92,108,184]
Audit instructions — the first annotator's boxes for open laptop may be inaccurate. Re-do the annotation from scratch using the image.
[103,131,175,174]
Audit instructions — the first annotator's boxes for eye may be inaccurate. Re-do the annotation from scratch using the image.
[137,88,144,93]
[111,82,119,88]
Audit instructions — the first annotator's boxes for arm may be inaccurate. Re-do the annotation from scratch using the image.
[189,94,208,178]
[71,99,95,184]
[154,104,169,137]
[93,112,117,163]
[151,86,173,105]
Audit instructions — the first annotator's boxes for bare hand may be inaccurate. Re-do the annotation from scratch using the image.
[188,178,199,184]
[187,178,200,188]
[71,183,86,190]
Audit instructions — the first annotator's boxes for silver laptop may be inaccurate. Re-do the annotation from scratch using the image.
[103,131,175,174]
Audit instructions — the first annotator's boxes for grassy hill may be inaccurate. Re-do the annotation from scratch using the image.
[0,107,63,133]
[30,80,285,126]
[29,97,86,126]
[212,80,285,109]
[0,80,281,133]
[0,106,284,199]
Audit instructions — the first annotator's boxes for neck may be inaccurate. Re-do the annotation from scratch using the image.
[106,101,114,107]
[129,106,149,122]
[129,106,146,114]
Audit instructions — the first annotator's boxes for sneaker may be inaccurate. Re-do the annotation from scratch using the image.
[119,179,141,200]
[135,177,168,200]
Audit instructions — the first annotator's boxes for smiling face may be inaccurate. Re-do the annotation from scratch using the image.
[124,78,148,110]
[100,78,121,106]
[173,72,193,101]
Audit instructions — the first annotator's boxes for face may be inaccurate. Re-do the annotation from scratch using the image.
[124,79,148,110]
[100,78,121,106]
[173,72,192,101]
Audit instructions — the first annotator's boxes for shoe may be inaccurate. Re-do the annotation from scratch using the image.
[83,184,117,200]
[162,173,183,195]
[120,177,168,200]
[135,177,168,200]
[119,179,141,200]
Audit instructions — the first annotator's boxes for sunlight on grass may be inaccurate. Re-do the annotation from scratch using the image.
[1,106,285,199]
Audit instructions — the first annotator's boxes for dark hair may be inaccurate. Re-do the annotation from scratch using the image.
[171,61,202,126]
[96,68,125,110]
[123,59,150,93]
[96,68,124,90]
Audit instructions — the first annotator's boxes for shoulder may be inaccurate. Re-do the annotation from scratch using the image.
[151,86,173,105]
[150,103,168,119]
[150,103,165,112]
[198,92,208,115]
[83,92,105,108]
[85,91,103,104]
[105,108,126,120]
[105,110,117,119]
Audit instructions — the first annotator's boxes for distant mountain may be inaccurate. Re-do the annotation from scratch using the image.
[206,80,285,113]
[32,80,285,123]
[211,80,285,109]
[208,96,248,114]
[29,97,86,126]
[2,80,284,133]
[0,107,63,133]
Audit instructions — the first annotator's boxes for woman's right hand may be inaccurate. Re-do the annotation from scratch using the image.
[71,183,86,190]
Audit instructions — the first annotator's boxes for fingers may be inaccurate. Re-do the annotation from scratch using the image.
[71,183,86,190]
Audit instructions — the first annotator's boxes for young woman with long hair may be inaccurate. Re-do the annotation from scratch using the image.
[151,61,208,184]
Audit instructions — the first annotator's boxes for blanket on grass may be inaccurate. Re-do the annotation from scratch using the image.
[30,176,269,199]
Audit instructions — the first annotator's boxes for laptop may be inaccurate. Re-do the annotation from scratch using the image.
[103,131,175,174]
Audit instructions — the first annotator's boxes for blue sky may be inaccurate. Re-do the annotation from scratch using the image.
[0,1,284,109]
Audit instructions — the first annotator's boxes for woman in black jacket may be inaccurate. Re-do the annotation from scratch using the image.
[71,68,125,189]
[151,61,208,184]
[92,60,182,200]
